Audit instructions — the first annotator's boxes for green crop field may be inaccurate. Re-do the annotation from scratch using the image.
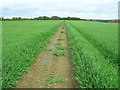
[2,20,118,88]
[2,20,62,88]
[66,21,118,88]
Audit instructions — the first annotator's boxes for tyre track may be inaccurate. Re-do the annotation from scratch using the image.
[15,24,77,88]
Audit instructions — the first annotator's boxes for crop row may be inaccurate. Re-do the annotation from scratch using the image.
[68,21,118,66]
[66,21,118,88]
[2,20,62,88]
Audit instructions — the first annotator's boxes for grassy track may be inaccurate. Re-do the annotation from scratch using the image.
[2,20,62,88]
[65,21,118,88]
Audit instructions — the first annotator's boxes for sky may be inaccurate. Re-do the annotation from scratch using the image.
[1,0,119,19]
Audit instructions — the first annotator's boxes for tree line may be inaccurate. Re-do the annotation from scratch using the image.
[0,16,118,23]
[0,16,85,21]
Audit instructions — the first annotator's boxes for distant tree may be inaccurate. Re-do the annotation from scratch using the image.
[34,17,38,20]
[12,17,18,20]
[11,17,22,20]
[90,19,93,21]
[34,16,49,20]
[61,17,67,20]
[51,16,60,20]
[12,17,16,20]
[43,16,49,20]
[37,16,43,20]
[18,17,21,20]
[66,17,71,20]
[30,18,34,20]
[60,17,81,20]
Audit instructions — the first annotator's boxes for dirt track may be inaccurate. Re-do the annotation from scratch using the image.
[16,24,77,88]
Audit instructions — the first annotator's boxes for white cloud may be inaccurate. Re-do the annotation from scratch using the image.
[2,0,119,19]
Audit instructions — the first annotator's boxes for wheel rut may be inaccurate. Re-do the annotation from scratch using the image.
[15,24,77,88]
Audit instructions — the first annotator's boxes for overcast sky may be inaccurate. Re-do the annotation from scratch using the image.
[1,0,119,19]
